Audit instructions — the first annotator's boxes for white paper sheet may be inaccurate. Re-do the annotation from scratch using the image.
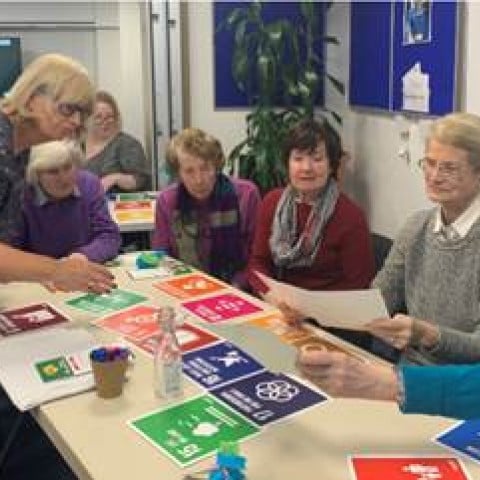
[255,272,389,331]
[0,328,97,411]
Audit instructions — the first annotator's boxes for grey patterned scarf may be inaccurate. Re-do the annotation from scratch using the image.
[269,177,339,269]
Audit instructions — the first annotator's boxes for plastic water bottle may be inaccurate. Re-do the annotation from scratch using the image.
[153,306,183,399]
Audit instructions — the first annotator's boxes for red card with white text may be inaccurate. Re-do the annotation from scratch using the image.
[129,321,220,356]
[94,305,159,342]
[154,273,226,299]
[350,456,470,480]
[0,303,70,336]
[181,293,263,324]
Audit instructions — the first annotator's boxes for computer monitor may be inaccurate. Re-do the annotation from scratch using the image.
[0,37,21,96]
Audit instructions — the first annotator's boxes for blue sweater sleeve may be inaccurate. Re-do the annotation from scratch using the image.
[400,364,480,419]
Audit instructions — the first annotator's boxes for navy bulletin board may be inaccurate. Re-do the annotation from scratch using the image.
[350,1,458,116]
[214,2,325,108]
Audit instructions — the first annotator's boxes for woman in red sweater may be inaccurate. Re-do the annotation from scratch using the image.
[248,118,375,348]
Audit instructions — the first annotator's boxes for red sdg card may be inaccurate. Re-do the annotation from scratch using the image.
[182,293,263,324]
[0,303,70,336]
[129,322,220,356]
[350,456,470,480]
[94,305,159,342]
[154,272,226,300]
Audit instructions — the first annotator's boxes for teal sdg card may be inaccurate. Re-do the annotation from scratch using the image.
[129,394,259,467]
[66,289,147,314]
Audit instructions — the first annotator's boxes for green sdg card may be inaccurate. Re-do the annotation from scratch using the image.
[35,351,92,383]
[129,394,259,467]
[36,357,73,382]
[66,289,148,314]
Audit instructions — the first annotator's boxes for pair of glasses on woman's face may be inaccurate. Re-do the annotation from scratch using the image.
[56,101,92,122]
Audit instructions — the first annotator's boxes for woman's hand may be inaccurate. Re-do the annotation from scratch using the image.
[260,291,305,327]
[277,301,305,327]
[101,173,137,192]
[296,348,398,401]
[49,257,115,294]
[366,314,440,350]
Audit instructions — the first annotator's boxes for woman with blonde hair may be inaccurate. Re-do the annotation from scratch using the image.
[152,128,260,287]
[0,53,114,480]
[12,140,121,262]
[0,52,114,292]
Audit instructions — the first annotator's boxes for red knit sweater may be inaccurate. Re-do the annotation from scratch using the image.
[247,188,375,293]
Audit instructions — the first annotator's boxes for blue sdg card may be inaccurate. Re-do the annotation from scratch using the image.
[435,419,480,464]
[210,371,328,426]
[182,341,265,390]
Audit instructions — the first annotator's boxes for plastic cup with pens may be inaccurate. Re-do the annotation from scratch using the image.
[90,346,132,399]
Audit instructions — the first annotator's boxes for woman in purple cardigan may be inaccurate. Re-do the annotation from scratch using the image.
[12,140,121,263]
[152,128,260,288]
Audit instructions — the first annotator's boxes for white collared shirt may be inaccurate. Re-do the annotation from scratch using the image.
[433,192,480,240]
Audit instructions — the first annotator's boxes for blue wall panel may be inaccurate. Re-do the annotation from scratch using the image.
[349,2,392,110]
[214,2,325,108]
[350,1,457,116]
[392,1,457,115]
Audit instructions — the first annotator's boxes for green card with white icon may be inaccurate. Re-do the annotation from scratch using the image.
[129,394,259,467]
[66,289,147,314]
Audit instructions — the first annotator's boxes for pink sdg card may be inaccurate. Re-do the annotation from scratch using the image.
[0,303,70,336]
[181,293,263,324]
[94,305,159,342]
[129,322,221,357]
[350,456,470,480]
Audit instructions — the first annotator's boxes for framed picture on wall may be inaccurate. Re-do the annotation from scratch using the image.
[403,0,432,45]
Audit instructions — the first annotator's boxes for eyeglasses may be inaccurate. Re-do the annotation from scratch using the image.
[419,157,469,181]
[56,102,91,121]
[92,114,116,125]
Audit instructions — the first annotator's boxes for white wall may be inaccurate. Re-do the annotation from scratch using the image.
[186,1,480,239]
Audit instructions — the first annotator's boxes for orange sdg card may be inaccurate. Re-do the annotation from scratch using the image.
[249,313,366,360]
[154,273,226,300]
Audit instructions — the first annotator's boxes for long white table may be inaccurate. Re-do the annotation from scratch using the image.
[0,263,478,480]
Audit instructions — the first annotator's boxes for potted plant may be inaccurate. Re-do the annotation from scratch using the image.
[217,1,344,194]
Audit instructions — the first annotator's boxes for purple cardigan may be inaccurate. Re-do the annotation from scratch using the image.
[152,177,260,287]
[12,170,121,263]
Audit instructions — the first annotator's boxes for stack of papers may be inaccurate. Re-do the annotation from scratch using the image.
[0,328,97,411]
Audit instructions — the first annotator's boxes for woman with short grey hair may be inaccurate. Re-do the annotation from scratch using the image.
[12,139,121,263]
[367,112,480,365]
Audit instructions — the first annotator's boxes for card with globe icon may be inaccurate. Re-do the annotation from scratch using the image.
[210,371,328,427]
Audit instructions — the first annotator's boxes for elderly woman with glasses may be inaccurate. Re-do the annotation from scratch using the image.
[152,128,260,288]
[297,113,480,409]
[0,53,114,293]
[85,90,150,193]
[362,112,480,365]
[0,53,114,480]
[11,140,121,263]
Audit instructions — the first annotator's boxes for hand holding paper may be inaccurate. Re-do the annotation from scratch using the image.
[255,271,389,331]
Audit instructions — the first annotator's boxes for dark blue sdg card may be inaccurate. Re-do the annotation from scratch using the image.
[435,419,480,464]
[182,341,265,390]
[210,371,328,426]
